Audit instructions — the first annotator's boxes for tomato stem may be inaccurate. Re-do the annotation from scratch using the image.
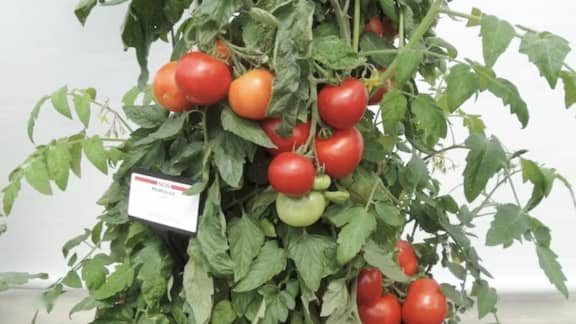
[398,6,406,48]
[352,0,361,52]
[329,0,351,45]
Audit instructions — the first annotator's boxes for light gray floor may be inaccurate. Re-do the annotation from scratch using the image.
[0,289,575,323]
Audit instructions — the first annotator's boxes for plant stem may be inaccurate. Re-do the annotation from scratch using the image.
[398,6,406,48]
[352,0,361,52]
[377,0,444,83]
[329,0,351,45]
[364,178,380,211]
[423,144,467,161]
[438,8,479,21]
[93,101,134,133]
[505,167,522,207]
[358,49,399,56]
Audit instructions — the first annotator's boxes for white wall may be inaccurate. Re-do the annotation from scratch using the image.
[0,0,575,293]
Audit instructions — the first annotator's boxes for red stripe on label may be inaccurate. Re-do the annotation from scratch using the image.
[171,184,188,192]
[134,175,158,185]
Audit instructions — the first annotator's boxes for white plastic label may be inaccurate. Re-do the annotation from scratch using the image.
[128,171,199,234]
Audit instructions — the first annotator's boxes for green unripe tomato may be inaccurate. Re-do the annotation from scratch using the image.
[324,190,350,204]
[313,174,332,191]
[275,191,326,227]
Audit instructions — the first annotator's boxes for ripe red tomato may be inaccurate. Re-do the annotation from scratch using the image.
[262,118,311,155]
[153,62,193,112]
[229,69,274,120]
[358,293,401,324]
[397,240,419,276]
[364,16,385,37]
[268,152,315,196]
[318,78,368,129]
[175,52,232,105]
[357,268,383,306]
[403,278,448,324]
[315,127,364,179]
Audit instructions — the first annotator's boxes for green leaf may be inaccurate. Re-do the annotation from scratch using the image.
[228,216,266,282]
[462,113,486,135]
[287,233,338,292]
[536,245,569,298]
[312,36,366,70]
[62,271,82,288]
[393,49,422,87]
[135,113,187,145]
[480,16,515,67]
[446,64,479,112]
[221,108,275,148]
[521,159,556,211]
[211,300,237,324]
[336,208,377,265]
[374,202,404,227]
[92,262,135,300]
[83,136,108,174]
[2,180,21,215]
[74,0,97,25]
[82,255,109,291]
[560,71,576,108]
[0,272,48,292]
[320,279,349,318]
[42,284,64,313]
[249,7,279,26]
[63,230,89,258]
[68,134,84,177]
[441,284,471,308]
[463,134,506,202]
[486,204,530,247]
[198,180,234,276]
[45,141,71,191]
[184,240,214,324]
[363,241,411,283]
[530,217,552,248]
[360,33,396,67]
[520,32,571,89]
[72,90,92,128]
[69,296,97,318]
[259,282,298,323]
[466,8,483,27]
[51,86,73,119]
[234,241,287,292]
[24,158,52,195]
[400,154,429,191]
[212,132,247,188]
[474,281,498,319]
[185,0,244,45]
[123,105,169,128]
[28,96,50,143]
[411,94,447,146]
[163,0,193,23]
[380,91,407,135]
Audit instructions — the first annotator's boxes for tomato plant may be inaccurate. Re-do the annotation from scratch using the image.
[229,69,273,120]
[268,152,315,196]
[358,293,402,324]
[315,127,364,179]
[318,78,368,129]
[174,52,232,105]
[356,268,383,305]
[261,118,310,155]
[2,0,576,323]
[402,278,448,324]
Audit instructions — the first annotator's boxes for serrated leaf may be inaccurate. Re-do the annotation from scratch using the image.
[336,208,377,265]
[320,279,348,318]
[184,240,214,324]
[380,91,407,135]
[520,32,571,89]
[530,217,552,248]
[62,230,90,258]
[463,134,507,202]
[259,282,298,323]
[2,180,21,215]
[394,49,422,87]
[123,105,168,128]
[81,254,111,291]
[24,158,52,195]
[374,202,403,227]
[69,296,97,318]
[51,86,73,119]
[411,94,447,146]
[475,281,498,319]
[480,16,515,67]
[560,71,576,108]
[72,90,92,128]
[360,33,396,67]
[400,154,429,191]
[42,284,64,313]
[521,159,556,211]
[27,96,50,143]
[229,216,266,282]
[83,136,108,174]
[212,132,247,188]
[62,271,82,288]
[287,233,338,292]
[446,64,479,112]
[486,204,530,247]
[462,113,486,135]
[74,0,97,25]
[536,246,569,298]
[92,262,134,300]
[211,300,237,324]
[221,108,276,148]
[312,36,365,70]
[135,113,187,146]
[234,241,287,292]
[45,141,71,191]
[363,241,410,283]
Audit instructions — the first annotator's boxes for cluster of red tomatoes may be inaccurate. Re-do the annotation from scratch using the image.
[357,241,447,324]
[153,41,370,227]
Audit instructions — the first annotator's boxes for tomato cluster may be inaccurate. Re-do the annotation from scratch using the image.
[356,241,446,324]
